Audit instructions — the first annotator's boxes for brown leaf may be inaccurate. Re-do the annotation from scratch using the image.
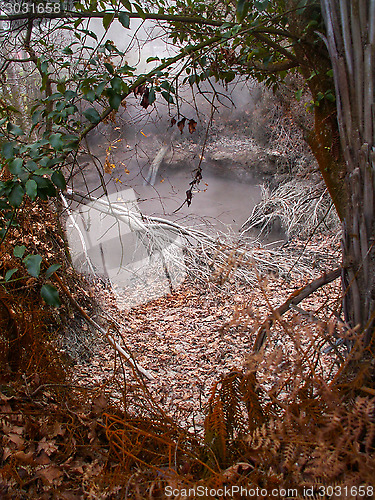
[3,447,12,461]
[60,491,83,500]
[92,393,108,414]
[37,437,58,456]
[171,117,176,126]
[177,117,186,134]
[51,421,66,438]
[8,433,24,448]
[36,466,63,484]
[188,119,197,134]
[35,450,51,465]
[140,87,150,109]
[134,85,146,97]
[13,450,35,465]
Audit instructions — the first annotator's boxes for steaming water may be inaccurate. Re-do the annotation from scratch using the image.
[66,17,268,307]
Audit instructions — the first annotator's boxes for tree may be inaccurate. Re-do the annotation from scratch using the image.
[320,0,375,349]
[0,0,374,360]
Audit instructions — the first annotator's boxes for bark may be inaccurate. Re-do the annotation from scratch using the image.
[321,0,375,347]
[286,0,348,220]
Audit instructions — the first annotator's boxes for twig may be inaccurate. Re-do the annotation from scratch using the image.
[253,267,341,352]
[52,273,155,381]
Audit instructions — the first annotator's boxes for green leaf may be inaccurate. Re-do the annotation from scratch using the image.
[64,90,78,100]
[254,0,269,11]
[9,184,24,207]
[188,74,197,85]
[80,29,97,40]
[103,12,114,30]
[224,71,236,83]
[107,90,122,110]
[41,284,61,307]
[31,110,41,125]
[26,179,38,200]
[148,87,156,105]
[0,200,9,209]
[25,160,38,172]
[57,82,67,93]
[133,3,146,19]
[7,123,25,136]
[236,0,249,21]
[5,268,18,282]
[49,133,64,150]
[104,62,115,74]
[46,157,63,168]
[325,91,335,102]
[146,56,159,63]
[161,91,174,104]
[295,89,303,101]
[23,254,42,278]
[33,176,57,199]
[95,81,107,97]
[120,0,132,10]
[45,263,61,278]
[118,11,130,29]
[84,89,96,102]
[63,46,73,55]
[111,76,123,93]
[83,108,101,124]
[160,81,173,91]
[8,158,23,175]
[2,142,15,160]
[14,245,26,258]
[34,168,54,176]
[51,171,66,190]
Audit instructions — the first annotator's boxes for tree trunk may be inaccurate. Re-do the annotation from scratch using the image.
[321,0,375,347]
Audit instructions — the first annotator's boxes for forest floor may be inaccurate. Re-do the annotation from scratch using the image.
[71,233,342,431]
[1,229,362,499]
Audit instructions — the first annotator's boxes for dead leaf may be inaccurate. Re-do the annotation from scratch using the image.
[36,466,63,484]
[51,421,66,438]
[37,437,58,456]
[35,450,51,465]
[177,117,186,134]
[140,87,150,109]
[3,447,12,461]
[188,119,197,133]
[134,84,146,97]
[8,433,24,448]
[11,426,25,435]
[13,450,35,465]
[92,394,108,414]
[60,491,83,500]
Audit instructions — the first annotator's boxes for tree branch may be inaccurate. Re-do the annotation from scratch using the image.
[253,267,342,352]
[0,11,224,25]
[249,59,299,73]
[251,31,299,64]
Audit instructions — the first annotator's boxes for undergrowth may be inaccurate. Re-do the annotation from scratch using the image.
[1,202,375,499]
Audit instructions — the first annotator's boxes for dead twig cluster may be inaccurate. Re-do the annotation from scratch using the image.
[242,180,340,239]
